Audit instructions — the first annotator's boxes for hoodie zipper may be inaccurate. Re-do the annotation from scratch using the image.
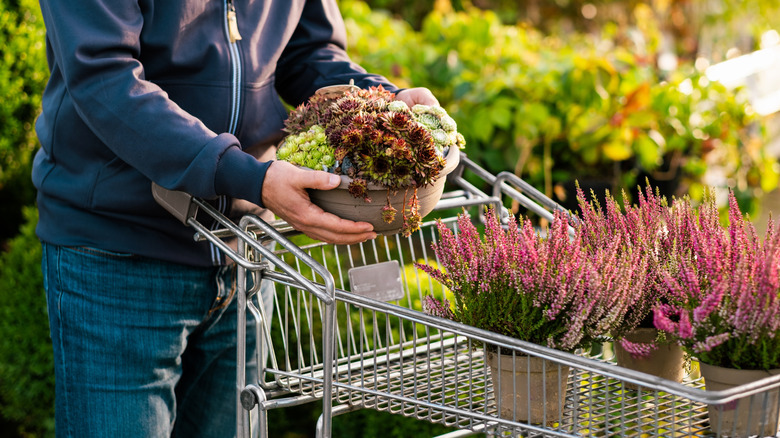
[211,0,244,265]
[224,0,242,135]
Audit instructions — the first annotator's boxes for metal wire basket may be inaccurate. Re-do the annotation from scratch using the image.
[153,152,780,438]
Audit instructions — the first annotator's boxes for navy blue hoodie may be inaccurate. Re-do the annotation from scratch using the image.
[33,0,397,266]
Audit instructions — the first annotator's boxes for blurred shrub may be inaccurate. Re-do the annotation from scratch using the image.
[358,0,780,59]
[0,207,54,438]
[341,0,776,211]
[0,0,47,244]
[333,409,455,437]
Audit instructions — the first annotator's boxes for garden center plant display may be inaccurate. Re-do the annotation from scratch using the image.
[419,186,780,434]
[278,85,465,236]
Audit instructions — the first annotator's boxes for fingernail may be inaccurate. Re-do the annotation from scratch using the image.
[329,175,340,186]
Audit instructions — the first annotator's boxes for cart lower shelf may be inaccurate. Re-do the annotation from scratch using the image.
[267,331,720,437]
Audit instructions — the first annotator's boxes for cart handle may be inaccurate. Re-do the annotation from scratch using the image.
[445,155,577,234]
[239,213,336,305]
[151,183,334,305]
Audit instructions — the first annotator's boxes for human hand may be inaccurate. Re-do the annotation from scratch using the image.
[396,88,439,107]
[261,161,377,244]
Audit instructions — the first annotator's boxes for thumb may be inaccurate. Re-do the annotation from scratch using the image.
[301,170,342,190]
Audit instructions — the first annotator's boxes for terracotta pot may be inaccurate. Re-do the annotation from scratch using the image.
[614,328,686,389]
[307,145,461,235]
[486,351,570,425]
[700,362,780,437]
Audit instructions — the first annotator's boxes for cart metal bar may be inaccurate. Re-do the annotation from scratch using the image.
[276,268,780,409]
[433,195,503,212]
[493,171,572,218]
[258,393,321,410]
[182,200,332,306]
[193,219,298,241]
[236,243,252,438]
[237,214,335,306]
[236,214,338,437]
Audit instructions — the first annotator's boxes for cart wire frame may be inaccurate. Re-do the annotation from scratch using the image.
[152,152,780,438]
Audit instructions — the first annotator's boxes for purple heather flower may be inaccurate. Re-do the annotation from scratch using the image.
[422,295,454,320]
[417,206,644,352]
[653,304,679,334]
[677,310,693,339]
[619,338,659,359]
[692,333,731,354]
[655,190,780,370]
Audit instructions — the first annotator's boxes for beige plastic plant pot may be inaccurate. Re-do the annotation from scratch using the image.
[700,362,780,437]
[613,328,686,390]
[487,351,571,426]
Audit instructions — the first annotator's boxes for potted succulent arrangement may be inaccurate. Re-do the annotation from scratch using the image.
[653,191,780,437]
[417,207,646,424]
[575,185,686,386]
[277,85,466,237]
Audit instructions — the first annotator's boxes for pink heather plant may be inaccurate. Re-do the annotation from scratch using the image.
[416,208,645,352]
[576,184,679,358]
[653,191,780,370]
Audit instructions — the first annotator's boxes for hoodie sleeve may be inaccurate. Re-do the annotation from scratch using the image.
[36,0,269,203]
[274,0,399,107]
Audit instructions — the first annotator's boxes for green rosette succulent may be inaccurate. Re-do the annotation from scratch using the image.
[276,125,335,171]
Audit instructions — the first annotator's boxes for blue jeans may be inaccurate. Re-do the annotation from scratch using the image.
[42,243,268,438]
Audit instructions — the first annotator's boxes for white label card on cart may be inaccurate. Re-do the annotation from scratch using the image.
[348,260,404,302]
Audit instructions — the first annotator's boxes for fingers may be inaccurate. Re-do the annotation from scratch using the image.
[396,88,439,107]
[261,161,377,245]
[292,202,377,244]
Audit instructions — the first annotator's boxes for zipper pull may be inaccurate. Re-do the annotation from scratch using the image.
[227,2,242,43]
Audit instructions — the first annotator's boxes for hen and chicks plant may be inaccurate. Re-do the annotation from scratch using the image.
[279,86,465,236]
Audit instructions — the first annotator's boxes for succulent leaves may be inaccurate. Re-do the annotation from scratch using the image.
[280,86,465,236]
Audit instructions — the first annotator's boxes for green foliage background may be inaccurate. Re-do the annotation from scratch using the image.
[340,0,777,215]
[0,0,46,243]
[0,208,53,437]
[1,0,779,436]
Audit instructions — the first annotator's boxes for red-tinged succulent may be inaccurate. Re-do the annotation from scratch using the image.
[347,178,370,203]
[381,203,397,224]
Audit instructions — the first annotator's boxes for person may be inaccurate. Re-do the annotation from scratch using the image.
[32,0,438,436]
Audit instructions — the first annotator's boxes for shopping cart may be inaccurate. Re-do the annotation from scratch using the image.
[153,152,780,438]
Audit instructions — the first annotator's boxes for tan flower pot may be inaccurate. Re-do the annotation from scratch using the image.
[614,328,686,389]
[486,351,570,425]
[308,145,460,235]
[700,362,780,437]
